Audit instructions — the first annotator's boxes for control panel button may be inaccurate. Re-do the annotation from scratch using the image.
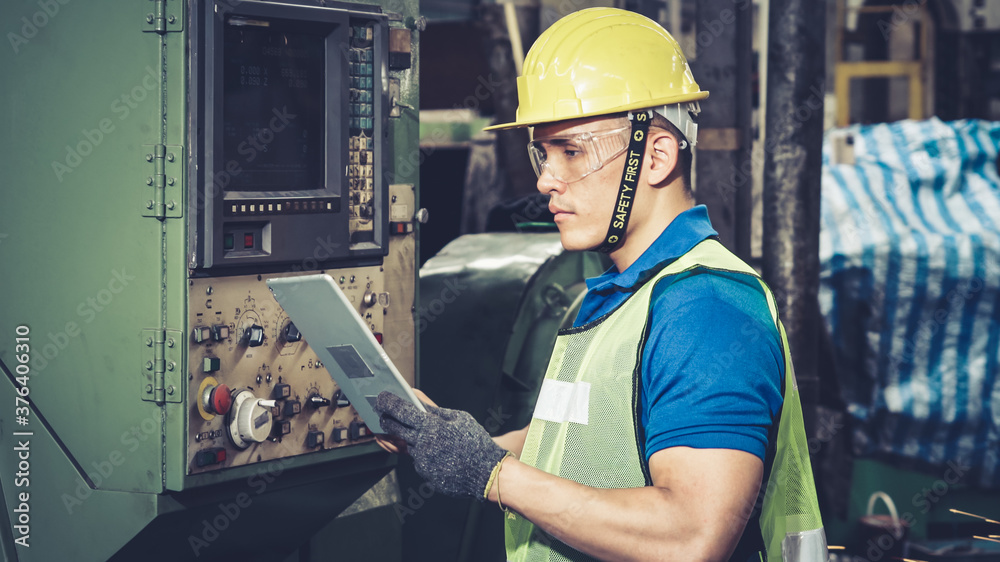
[334,389,350,408]
[283,400,301,417]
[223,233,235,250]
[244,233,254,248]
[195,447,227,467]
[349,421,370,440]
[192,326,211,343]
[273,419,291,436]
[203,356,221,373]
[273,383,291,399]
[244,324,265,347]
[211,324,230,341]
[331,427,348,443]
[202,383,232,416]
[307,430,325,449]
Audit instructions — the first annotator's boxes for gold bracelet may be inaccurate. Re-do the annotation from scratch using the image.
[496,454,512,517]
[484,451,512,500]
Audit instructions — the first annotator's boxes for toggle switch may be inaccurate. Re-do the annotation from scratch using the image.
[308,394,330,408]
[195,447,227,467]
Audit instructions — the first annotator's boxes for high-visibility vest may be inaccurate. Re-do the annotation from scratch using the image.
[505,239,826,562]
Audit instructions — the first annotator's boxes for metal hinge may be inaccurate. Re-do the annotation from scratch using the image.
[142,144,183,219]
[142,329,184,403]
[143,0,183,34]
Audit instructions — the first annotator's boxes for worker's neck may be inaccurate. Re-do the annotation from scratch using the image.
[609,186,694,273]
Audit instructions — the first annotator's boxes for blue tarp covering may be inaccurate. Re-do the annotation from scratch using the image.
[821,118,1000,488]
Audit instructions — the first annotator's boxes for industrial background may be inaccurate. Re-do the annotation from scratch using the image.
[1,0,999,561]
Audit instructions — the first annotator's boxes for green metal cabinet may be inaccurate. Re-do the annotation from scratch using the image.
[0,0,420,560]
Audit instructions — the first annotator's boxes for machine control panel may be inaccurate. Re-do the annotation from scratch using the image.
[187,267,387,474]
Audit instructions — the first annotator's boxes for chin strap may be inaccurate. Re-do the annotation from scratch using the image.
[595,110,652,254]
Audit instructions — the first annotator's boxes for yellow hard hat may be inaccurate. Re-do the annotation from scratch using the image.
[484,7,709,132]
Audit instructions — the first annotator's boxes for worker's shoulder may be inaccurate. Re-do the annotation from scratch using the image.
[647,266,775,332]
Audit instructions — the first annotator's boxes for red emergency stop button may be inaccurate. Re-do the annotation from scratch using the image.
[210,384,232,415]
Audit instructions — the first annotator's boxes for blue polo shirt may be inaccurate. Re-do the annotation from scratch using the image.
[573,205,783,462]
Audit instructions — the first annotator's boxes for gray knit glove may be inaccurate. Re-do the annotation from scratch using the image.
[374,391,508,500]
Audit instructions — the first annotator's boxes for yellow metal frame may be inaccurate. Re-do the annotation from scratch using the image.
[835,61,924,127]
[834,1,929,127]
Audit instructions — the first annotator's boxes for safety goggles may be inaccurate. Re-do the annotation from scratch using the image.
[527,126,631,184]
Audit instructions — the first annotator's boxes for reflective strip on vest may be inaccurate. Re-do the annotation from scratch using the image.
[504,239,825,562]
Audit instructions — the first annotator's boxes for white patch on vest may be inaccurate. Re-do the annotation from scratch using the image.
[532,380,590,425]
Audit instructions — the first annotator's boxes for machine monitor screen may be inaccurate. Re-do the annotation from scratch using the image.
[222,20,325,192]
[197,1,386,268]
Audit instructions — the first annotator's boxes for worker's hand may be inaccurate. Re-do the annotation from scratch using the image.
[374,389,437,455]
[374,391,508,500]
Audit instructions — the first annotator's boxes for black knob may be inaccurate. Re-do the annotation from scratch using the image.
[308,394,331,408]
[245,324,265,347]
[284,322,302,343]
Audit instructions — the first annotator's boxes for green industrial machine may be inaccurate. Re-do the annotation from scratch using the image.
[0,0,420,560]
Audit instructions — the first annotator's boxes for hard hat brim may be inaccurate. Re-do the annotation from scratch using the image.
[482,91,710,132]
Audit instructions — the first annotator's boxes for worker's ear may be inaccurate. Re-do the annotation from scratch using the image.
[645,130,680,187]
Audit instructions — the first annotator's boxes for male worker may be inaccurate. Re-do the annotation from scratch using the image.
[375,8,825,561]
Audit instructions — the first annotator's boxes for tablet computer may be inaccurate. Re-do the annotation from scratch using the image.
[266,274,425,433]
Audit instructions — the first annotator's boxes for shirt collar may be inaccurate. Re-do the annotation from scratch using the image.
[585,205,718,294]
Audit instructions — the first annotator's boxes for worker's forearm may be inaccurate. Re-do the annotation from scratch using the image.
[489,458,716,561]
[492,426,529,458]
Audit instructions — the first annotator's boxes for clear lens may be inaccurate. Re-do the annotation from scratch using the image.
[527,127,629,183]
